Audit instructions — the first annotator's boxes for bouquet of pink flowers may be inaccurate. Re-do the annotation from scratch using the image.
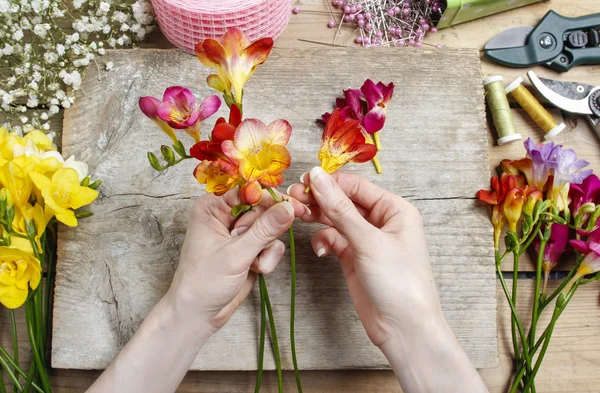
[478,138,600,392]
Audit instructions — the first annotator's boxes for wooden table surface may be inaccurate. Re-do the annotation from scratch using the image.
[2,0,600,391]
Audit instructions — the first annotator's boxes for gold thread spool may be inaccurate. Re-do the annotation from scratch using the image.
[505,77,565,140]
[483,76,521,145]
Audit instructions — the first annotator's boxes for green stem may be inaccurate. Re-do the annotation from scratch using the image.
[265,187,302,392]
[9,311,18,393]
[0,363,6,393]
[25,302,51,393]
[521,290,574,393]
[22,361,36,393]
[254,274,267,393]
[539,263,580,312]
[496,265,534,381]
[530,238,547,359]
[260,275,283,393]
[0,354,21,392]
[510,252,520,363]
[518,221,543,256]
[0,348,42,393]
[508,363,527,393]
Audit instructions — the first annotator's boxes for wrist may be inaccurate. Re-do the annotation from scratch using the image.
[161,288,216,343]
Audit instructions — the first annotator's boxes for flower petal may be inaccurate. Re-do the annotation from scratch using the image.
[570,239,590,254]
[139,96,161,119]
[267,119,292,146]
[197,95,221,121]
[362,106,386,134]
[195,39,227,67]
[360,79,382,109]
[228,104,242,128]
[211,123,236,144]
[221,27,251,55]
[350,143,377,163]
[163,86,195,109]
[232,118,268,152]
[190,141,225,161]
[243,37,274,66]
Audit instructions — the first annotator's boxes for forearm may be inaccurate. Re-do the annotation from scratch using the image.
[87,290,213,393]
[381,316,488,393]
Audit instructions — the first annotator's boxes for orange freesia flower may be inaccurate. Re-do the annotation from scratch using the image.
[239,181,262,206]
[503,185,538,233]
[318,108,377,174]
[193,159,240,196]
[222,118,292,188]
[195,28,274,105]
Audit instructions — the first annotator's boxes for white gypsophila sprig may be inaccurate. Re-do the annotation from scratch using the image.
[0,0,155,131]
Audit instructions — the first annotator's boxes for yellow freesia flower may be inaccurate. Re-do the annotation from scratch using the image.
[0,156,36,209]
[0,246,41,309]
[29,168,98,227]
[11,203,48,253]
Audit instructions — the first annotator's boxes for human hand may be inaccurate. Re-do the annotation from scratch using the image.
[166,188,307,333]
[288,167,444,348]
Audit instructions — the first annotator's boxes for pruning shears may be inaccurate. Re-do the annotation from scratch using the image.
[527,70,600,135]
[484,10,600,72]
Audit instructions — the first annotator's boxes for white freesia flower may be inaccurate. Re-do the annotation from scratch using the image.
[63,155,88,182]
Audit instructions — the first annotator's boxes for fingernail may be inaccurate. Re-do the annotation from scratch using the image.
[286,183,295,195]
[316,247,327,257]
[304,205,312,216]
[273,201,294,224]
[300,172,309,184]
[310,166,333,192]
[231,226,249,237]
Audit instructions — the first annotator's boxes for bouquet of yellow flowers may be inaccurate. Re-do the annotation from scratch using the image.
[0,127,99,392]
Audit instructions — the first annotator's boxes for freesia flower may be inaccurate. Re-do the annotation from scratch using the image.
[501,158,533,186]
[360,80,394,136]
[523,138,559,191]
[0,246,42,309]
[503,188,527,233]
[190,104,241,162]
[155,86,221,142]
[570,174,600,215]
[239,181,263,206]
[551,147,592,211]
[317,108,377,174]
[535,223,569,292]
[222,118,292,188]
[29,168,99,226]
[139,96,178,143]
[0,156,35,210]
[567,228,600,293]
[193,159,240,196]
[195,28,274,106]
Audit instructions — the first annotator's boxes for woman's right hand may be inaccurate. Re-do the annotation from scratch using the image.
[288,167,488,393]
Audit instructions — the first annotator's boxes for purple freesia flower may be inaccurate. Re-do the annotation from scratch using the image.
[570,174,600,214]
[523,138,560,190]
[552,147,592,211]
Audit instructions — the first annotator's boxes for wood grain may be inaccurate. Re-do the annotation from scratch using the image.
[52,47,498,370]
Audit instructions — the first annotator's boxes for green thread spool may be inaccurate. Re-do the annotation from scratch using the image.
[483,76,521,145]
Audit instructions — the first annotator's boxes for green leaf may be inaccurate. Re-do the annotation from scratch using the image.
[231,204,252,217]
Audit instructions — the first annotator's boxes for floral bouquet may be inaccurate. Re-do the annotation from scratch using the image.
[0,128,99,392]
[478,138,600,392]
[139,27,394,392]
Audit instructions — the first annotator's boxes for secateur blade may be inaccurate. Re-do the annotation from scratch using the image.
[527,70,594,115]
[484,27,537,68]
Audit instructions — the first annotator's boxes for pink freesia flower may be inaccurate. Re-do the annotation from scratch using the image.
[567,228,600,293]
[535,224,569,274]
[138,96,178,143]
[569,174,600,215]
[360,79,394,135]
[155,86,221,142]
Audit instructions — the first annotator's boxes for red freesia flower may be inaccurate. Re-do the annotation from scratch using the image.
[190,104,241,162]
[318,108,377,174]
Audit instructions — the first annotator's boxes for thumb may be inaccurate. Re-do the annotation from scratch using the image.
[309,166,377,244]
[233,201,295,259]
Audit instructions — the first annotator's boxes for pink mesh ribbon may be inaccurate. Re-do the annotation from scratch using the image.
[151,0,293,54]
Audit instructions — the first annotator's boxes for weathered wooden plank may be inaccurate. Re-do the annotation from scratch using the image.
[52,47,497,370]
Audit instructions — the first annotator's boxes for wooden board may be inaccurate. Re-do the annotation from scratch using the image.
[52,47,498,370]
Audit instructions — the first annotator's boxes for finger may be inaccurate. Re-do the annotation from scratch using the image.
[308,166,377,244]
[233,205,267,230]
[250,240,285,274]
[311,228,354,278]
[257,188,310,218]
[233,201,295,258]
[298,204,370,226]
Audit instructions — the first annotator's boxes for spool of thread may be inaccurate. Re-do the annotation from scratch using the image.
[505,77,565,140]
[151,0,292,54]
[483,76,521,145]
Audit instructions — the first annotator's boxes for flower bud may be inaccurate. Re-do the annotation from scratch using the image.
[503,188,525,233]
[81,176,90,187]
[172,140,187,158]
[491,205,505,250]
[239,181,262,206]
[578,202,596,216]
[161,145,176,165]
[147,152,162,171]
[523,191,543,216]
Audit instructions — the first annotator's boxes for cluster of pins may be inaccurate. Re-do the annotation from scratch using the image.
[293,0,444,48]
